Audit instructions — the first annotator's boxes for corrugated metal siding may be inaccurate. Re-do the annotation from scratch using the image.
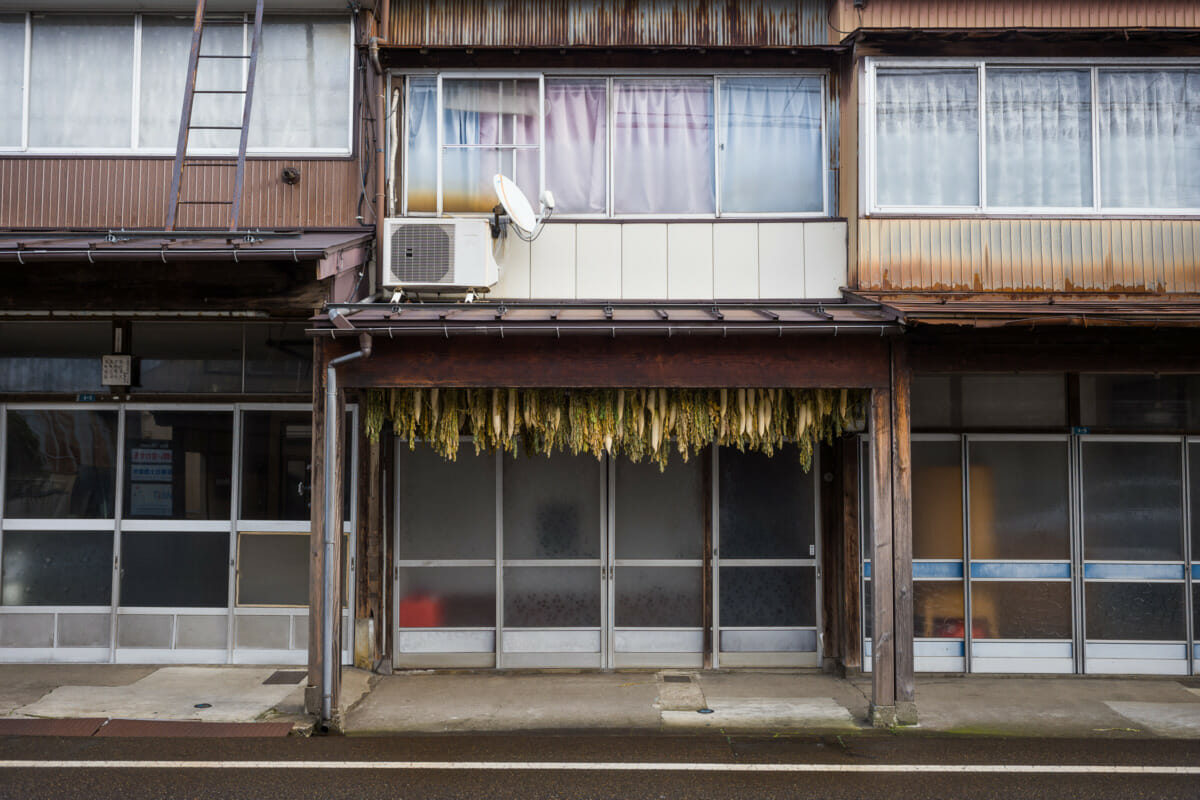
[830,0,1200,35]
[389,0,829,47]
[0,158,364,230]
[856,218,1200,294]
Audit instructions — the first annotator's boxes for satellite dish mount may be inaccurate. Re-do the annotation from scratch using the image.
[492,174,554,242]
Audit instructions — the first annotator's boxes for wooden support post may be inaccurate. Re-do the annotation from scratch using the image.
[841,436,862,669]
[819,443,841,671]
[891,343,916,724]
[306,340,327,716]
[869,385,896,723]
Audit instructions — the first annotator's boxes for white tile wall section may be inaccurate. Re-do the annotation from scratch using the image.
[758,222,807,298]
[491,232,532,299]
[620,224,668,298]
[667,223,714,300]
[489,221,847,301]
[802,222,847,298]
[713,223,760,299]
[576,225,623,298]
[529,224,577,298]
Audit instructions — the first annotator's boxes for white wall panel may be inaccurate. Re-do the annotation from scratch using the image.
[576,225,623,299]
[802,221,846,298]
[758,222,807,299]
[620,224,668,299]
[667,224,714,300]
[713,223,759,298]
[492,233,532,299]
[529,224,577,298]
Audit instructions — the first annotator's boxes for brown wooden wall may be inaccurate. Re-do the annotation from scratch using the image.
[0,158,365,230]
[856,218,1200,295]
[830,0,1200,37]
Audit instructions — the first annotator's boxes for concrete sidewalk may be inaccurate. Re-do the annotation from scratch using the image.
[2,664,1198,739]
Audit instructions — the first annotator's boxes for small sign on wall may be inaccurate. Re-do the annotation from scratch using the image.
[101,354,132,386]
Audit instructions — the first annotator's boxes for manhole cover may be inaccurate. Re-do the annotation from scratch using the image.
[663,675,692,684]
[263,670,307,685]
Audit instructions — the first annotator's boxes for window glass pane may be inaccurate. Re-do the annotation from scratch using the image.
[397,567,495,627]
[29,15,134,148]
[237,533,307,606]
[912,440,963,559]
[720,77,823,213]
[442,78,540,213]
[502,450,600,560]
[615,450,703,560]
[406,77,437,212]
[250,16,351,150]
[876,68,979,207]
[503,566,599,626]
[613,79,714,214]
[719,566,814,627]
[862,577,872,638]
[2,531,113,606]
[139,15,243,150]
[968,440,1070,560]
[0,15,24,147]
[1085,582,1186,641]
[914,581,965,637]
[0,321,109,394]
[911,374,954,429]
[719,446,814,558]
[119,531,229,608]
[1081,441,1183,561]
[123,411,232,521]
[545,79,607,214]
[398,446,495,560]
[970,581,1071,639]
[986,69,1092,208]
[960,374,1067,428]
[615,566,702,627]
[1191,443,1200,559]
[1099,70,1200,209]
[243,323,312,394]
[240,410,352,522]
[5,409,118,519]
[135,322,242,394]
[1080,374,1200,431]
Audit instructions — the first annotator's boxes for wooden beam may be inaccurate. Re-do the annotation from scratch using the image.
[869,385,895,722]
[306,339,327,716]
[819,442,841,671]
[840,436,862,670]
[890,342,916,724]
[329,335,893,389]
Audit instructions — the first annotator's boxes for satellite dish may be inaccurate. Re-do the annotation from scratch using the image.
[493,174,538,233]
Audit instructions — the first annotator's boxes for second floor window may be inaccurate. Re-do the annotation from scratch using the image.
[868,60,1200,214]
[402,73,828,218]
[0,13,352,155]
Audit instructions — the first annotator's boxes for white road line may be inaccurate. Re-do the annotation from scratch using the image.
[0,761,1197,774]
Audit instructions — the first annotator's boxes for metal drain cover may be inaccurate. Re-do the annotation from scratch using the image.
[662,675,692,684]
[263,670,307,685]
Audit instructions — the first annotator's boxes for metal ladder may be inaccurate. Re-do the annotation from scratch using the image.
[164,0,264,231]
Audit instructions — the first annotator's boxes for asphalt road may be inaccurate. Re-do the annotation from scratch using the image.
[1,733,1197,799]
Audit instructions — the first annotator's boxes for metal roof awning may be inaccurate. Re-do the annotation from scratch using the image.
[309,300,902,339]
[859,292,1200,329]
[0,229,372,277]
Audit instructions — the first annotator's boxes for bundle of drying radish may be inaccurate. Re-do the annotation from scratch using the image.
[364,387,865,471]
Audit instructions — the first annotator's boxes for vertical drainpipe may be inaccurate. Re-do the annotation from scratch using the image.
[322,330,373,726]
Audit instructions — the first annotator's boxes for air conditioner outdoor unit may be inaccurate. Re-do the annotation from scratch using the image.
[381,218,499,290]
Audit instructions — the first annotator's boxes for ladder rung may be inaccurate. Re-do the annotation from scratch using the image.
[178,200,234,205]
[198,54,251,59]
[193,90,247,94]
[189,126,245,130]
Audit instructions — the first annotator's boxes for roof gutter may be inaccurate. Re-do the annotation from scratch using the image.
[310,323,901,338]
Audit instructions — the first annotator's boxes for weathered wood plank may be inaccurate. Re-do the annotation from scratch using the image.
[870,386,895,710]
[819,442,841,670]
[841,436,862,669]
[890,343,915,709]
[306,339,327,716]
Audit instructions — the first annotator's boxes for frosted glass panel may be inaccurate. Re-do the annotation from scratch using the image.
[615,567,702,627]
[5,409,118,519]
[29,16,134,148]
[0,15,23,147]
[1192,443,1200,557]
[1082,441,1183,561]
[615,452,703,560]
[237,533,307,607]
[1085,583,1186,641]
[119,532,229,608]
[503,567,599,627]
[1080,374,1200,430]
[397,567,495,627]
[406,77,437,212]
[971,581,1071,639]
[1,531,113,606]
[913,581,965,638]
[719,566,814,627]
[503,452,600,560]
[968,441,1069,560]
[912,441,963,559]
[960,374,1067,428]
[0,321,109,394]
[399,447,495,560]
[719,446,814,559]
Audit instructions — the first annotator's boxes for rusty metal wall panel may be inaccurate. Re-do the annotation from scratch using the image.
[856,218,1200,294]
[830,0,1200,35]
[389,0,829,47]
[0,159,364,230]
